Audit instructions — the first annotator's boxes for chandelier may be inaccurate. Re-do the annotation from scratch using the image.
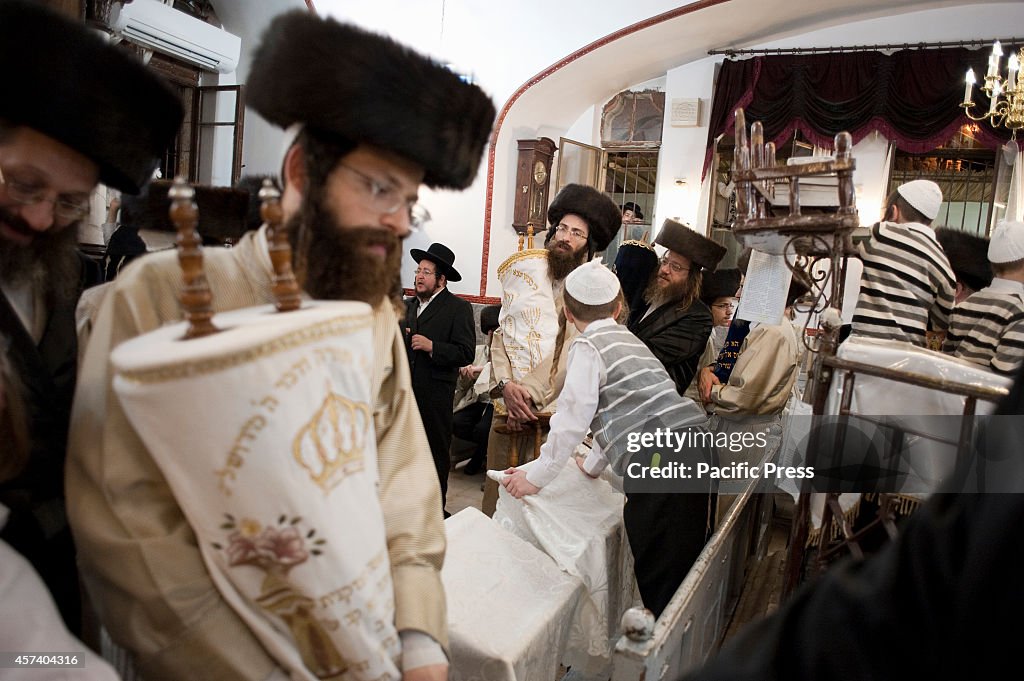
[961,41,1023,135]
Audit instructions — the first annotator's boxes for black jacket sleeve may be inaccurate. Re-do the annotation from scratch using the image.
[427,297,476,370]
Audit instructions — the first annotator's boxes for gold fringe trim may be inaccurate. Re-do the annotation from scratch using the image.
[496,249,550,278]
[117,315,372,384]
[619,239,654,251]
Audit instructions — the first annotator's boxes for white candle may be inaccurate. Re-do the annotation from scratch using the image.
[990,81,1002,114]
[989,41,1003,79]
[964,68,976,104]
[1009,53,1019,92]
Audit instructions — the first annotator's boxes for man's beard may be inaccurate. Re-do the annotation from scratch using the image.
[416,280,442,302]
[0,205,82,302]
[643,270,689,309]
[546,239,587,281]
[287,195,401,306]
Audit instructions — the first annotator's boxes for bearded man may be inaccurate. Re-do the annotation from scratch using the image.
[0,1,182,633]
[482,183,619,514]
[403,242,475,514]
[66,11,494,681]
[628,219,726,396]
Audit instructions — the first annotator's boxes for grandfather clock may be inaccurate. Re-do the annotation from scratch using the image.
[512,137,556,235]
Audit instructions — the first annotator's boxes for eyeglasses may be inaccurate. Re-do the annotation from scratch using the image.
[712,301,738,311]
[0,166,91,222]
[337,163,430,231]
[414,267,437,277]
[554,224,588,241]
[658,256,691,274]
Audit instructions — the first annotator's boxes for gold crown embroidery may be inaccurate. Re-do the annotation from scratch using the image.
[293,390,371,492]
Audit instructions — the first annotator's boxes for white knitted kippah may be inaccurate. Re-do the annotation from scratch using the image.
[897,179,942,220]
[988,220,1024,264]
[565,259,620,305]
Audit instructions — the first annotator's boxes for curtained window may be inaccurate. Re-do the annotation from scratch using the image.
[703,47,1018,181]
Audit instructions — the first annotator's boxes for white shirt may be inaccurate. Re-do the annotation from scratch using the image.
[0,279,41,343]
[525,318,613,488]
[416,286,445,317]
[0,506,120,680]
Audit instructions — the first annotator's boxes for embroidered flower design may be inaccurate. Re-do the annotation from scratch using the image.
[226,532,261,567]
[239,518,262,537]
[256,525,309,566]
[213,513,326,574]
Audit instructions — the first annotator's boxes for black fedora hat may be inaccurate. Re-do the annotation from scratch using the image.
[621,202,644,221]
[410,242,462,282]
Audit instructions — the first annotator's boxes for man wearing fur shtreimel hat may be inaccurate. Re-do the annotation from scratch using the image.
[851,179,956,347]
[628,218,727,396]
[0,0,182,647]
[483,183,620,514]
[67,9,495,680]
[944,220,1024,375]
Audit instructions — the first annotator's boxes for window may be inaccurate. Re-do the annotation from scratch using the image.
[887,125,1008,237]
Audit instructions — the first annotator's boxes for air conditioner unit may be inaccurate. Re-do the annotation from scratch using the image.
[110,0,240,74]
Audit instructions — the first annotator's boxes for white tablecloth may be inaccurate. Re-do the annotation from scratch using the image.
[492,459,639,676]
[442,508,586,681]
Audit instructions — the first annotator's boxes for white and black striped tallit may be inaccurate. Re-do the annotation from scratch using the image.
[851,221,956,346]
[944,279,1024,375]
[581,323,707,472]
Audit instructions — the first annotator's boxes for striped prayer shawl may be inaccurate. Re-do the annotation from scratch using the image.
[944,283,1024,375]
[582,323,706,475]
[851,221,956,346]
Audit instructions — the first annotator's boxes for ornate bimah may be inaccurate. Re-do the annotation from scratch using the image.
[727,110,1012,593]
[109,178,402,680]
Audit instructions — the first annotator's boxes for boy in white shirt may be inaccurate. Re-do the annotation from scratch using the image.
[502,260,714,616]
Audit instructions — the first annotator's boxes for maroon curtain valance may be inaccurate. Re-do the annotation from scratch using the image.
[703,47,1016,179]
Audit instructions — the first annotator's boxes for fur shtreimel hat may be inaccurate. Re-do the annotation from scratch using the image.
[700,268,742,305]
[247,11,496,190]
[935,227,992,292]
[0,1,183,194]
[547,184,621,253]
[123,180,251,242]
[655,219,727,272]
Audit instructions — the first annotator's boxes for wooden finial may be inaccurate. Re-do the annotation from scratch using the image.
[260,179,301,312]
[171,178,218,339]
[527,222,535,249]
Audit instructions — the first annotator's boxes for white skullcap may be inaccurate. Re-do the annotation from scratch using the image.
[988,220,1024,264]
[565,259,621,305]
[897,180,943,221]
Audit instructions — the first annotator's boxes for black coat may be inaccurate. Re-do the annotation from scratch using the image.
[0,251,97,630]
[628,299,713,396]
[402,288,475,501]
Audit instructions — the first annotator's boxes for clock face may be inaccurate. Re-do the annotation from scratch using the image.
[533,160,548,185]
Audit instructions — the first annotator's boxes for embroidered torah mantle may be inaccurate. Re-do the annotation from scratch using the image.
[496,248,558,381]
[111,302,400,681]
